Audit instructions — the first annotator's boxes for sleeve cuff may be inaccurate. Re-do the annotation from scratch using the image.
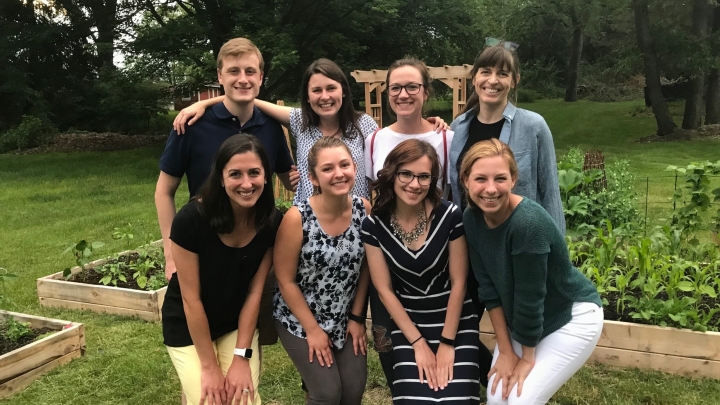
[483,299,502,311]
[510,330,541,348]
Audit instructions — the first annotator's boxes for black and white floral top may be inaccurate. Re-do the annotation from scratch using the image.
[273,195,367,348]
[290,108,377,205]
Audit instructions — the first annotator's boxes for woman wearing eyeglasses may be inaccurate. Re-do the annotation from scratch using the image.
[361,139,481,404]
[448,39,564,231]
[362,58,464,393]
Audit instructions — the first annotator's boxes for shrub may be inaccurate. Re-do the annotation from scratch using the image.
[558,148,640,230]
[0,115,57,153]
[519,58,564,99]
[516,88,538,103]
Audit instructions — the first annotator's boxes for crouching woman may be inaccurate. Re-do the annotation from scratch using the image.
[162,134,281,405]
[459,139,603,405]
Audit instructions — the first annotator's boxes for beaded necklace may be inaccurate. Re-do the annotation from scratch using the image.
[390,204,428,245]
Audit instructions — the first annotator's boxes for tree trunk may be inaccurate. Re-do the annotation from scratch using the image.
[564,24,584,102]
[706,2,720,124]
[633,0,676,135]
[92,0,118,79]
[682,0,712,129]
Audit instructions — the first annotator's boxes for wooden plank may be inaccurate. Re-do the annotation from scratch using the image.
[351,70,388,83]
[155,287,167,321]
[598,320,720,361]
[37,278,157,312]
[0,350,81,400]
[0,311,75,330]
[480,314,720,361]
[38,297,158,322]
[0,324,83,381]
[427,65,473,78]
[589,346,720,379]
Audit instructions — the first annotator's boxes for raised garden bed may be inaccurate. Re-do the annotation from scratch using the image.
[478,311,720,379]
[37,242,167,322]
[0,311,85,399]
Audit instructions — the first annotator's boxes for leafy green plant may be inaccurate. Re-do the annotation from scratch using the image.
[95,262,127,286]
[558,148,639,230]
[145,275,167,291]
[666,160,720,244]
[275,198,293,214]
[112,223,135,248]
[2,316,33,342]
[62,240,105,280]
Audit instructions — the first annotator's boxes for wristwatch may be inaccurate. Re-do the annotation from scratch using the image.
[233,348,253,359]
[439,336,455,346]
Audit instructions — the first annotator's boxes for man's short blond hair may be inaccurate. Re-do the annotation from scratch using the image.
[216,38,264,71]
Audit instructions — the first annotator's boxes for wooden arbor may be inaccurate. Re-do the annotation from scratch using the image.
[350,65,473,127]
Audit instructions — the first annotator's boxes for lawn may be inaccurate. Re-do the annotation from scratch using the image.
[1,99,720,404]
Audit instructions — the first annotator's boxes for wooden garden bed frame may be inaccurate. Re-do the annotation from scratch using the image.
[478,312,720,379]
[36,245,167,322]
[0,311,85,399]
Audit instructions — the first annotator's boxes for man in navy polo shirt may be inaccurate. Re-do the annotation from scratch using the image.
[155,37,298,279]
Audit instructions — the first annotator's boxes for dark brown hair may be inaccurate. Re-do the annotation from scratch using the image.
[300,58,362,139]
[385,57,433,118]
[371,139,441,219]
[461,45,521,116]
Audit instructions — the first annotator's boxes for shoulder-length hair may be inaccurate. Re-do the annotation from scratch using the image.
[371,139,442,219]
[461,45,521,116]
[300,58,362,139]
[196,133,277,234]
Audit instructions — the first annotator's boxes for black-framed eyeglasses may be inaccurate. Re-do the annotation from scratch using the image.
[387,83,423,96]
[485,37,519,52]
[397,171,434,186]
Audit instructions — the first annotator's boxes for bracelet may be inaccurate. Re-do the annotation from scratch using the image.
[439,335,455,346]
[411,336,424,346]
[348,313,366,324]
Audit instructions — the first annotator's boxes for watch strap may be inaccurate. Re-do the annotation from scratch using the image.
[233,348,253,359]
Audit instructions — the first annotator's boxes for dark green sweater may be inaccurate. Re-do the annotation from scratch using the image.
[464,198,601,347]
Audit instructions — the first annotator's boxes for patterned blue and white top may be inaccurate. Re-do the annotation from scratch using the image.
[290,108,378,205]
[273,195,367,349]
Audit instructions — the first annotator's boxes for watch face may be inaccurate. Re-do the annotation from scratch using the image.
[245,348,253,359]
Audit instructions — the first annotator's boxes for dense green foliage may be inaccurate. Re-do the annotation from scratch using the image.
[558,148,640,230]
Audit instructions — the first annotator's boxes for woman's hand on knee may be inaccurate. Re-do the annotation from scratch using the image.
[200,365,227,405]
[346,320,367,356]
[413,339,438,391]
[225,358,255,405]
[307,328,334,367]
[435,343,454,390]
[509,358,535,398]
[488,350,519,400]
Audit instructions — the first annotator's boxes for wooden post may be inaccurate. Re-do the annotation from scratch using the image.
[274,100,294,202]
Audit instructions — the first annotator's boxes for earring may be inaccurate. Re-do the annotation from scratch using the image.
[264,180,267,184]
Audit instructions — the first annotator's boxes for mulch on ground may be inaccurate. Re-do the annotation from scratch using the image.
[637,124,720,142]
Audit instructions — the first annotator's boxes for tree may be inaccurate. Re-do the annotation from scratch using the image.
[633,0,677,135]
[706,1,720,124]
[682,0,714,129]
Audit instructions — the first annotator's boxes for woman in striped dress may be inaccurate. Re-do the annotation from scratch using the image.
[361,139,480,404]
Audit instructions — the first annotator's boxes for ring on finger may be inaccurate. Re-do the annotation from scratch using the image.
[242,388,250,394]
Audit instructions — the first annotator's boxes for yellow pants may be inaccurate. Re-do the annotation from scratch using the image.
[166,329,261,405]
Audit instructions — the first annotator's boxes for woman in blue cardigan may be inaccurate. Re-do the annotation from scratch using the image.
[448,40,564,231]
[460,139,602,405]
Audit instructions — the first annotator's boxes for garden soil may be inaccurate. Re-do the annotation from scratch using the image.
[0,327,55,357]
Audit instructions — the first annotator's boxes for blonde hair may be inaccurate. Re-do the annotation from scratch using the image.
[459,139,518,208]
[217,38,264,71]
[307,137,354,195]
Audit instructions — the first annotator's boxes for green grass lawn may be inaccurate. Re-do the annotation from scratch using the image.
[1,99,720,404]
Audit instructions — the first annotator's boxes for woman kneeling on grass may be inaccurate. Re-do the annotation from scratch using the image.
[273,136,371,405]
[460,139,602,405]
[162,133,280,405]
[362,139,481,404]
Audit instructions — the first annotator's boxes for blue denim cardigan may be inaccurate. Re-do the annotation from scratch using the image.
[449,102,566,232]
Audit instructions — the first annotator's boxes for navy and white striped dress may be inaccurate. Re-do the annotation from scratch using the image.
[361,200,480,404]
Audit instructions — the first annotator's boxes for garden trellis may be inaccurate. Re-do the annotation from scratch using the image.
[350,65,473,126]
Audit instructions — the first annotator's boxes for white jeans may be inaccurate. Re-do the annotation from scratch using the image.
[487,302,603,405]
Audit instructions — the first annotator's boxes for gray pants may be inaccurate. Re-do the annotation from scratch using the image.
[275,320,367,405]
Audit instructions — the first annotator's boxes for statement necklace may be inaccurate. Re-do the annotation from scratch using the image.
[390,204,428,245]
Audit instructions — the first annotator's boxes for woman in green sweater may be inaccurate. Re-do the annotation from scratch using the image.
[459,139,602,405]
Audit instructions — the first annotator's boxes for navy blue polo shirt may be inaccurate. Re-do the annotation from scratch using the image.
[159,103,294,197]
